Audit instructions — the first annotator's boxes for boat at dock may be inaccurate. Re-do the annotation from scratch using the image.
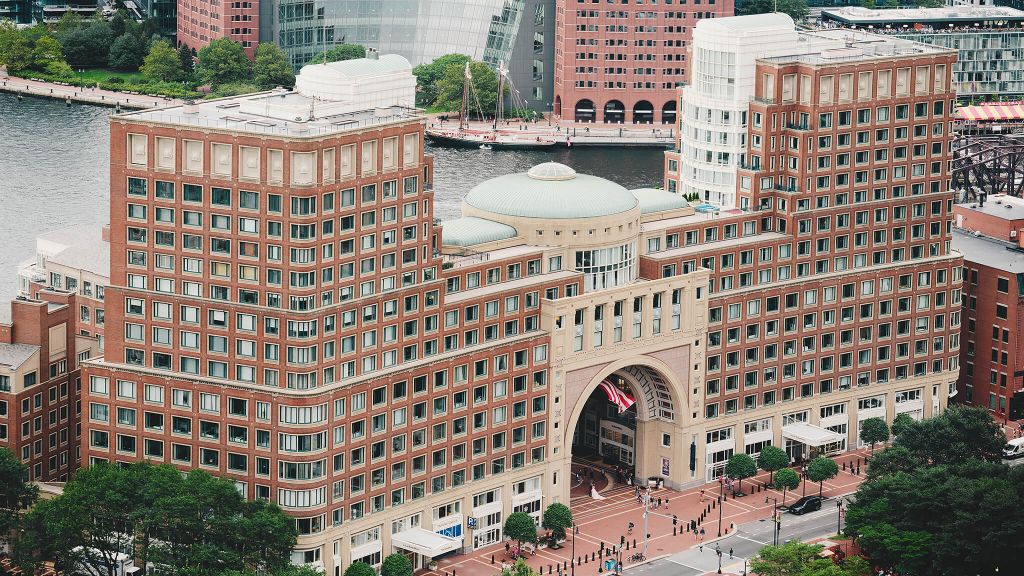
[426,61,556,150]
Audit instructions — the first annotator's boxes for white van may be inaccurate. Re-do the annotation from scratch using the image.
[1004,437,1024,459]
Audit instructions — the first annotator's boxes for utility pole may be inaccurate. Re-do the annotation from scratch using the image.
[640,486,677,558]
[765,496,780,546]
[717,476,724,537]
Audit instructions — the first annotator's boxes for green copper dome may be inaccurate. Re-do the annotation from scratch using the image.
[464,162,639,219]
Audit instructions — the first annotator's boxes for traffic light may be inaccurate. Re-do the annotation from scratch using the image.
[672,515,678,526]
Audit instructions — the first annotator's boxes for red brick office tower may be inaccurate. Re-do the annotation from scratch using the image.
[177,0,259,57]
[553,0,732,124]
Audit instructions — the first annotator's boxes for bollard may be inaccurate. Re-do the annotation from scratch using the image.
[712,500,716,509]
[491,555,495,564]
[625,541,629,550]
[564,561,567,570]
[633,538,636,548]
[842,462,847,471]
[673,527,677,536]
[591,552,595,561]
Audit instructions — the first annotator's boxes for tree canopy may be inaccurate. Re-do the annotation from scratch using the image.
[541,502,573,540]
[750,540,871,576]
[381,553,413,576]
[890,413,915,438]
[724,453,758,493]
[196,38,252,86]
[773,468,800,505]
[0,20,74,77]
[142,39,185,82]
[504,511,538,547]
[736,0,809,22]
[0,448,38,554]
[859,417,890,452]
[412,53,470,107]
[805,457,839,497]
[432,58,502,117]
[757,445,790,482]
[107,31,147,71]
[22,461,296,576]
[253,42,295,89]
[846,407,1019,575]
[343,563,376,576]
[308,43,366,64]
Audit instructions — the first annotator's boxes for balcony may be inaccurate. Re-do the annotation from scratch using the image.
[773,184,800,194]
[785,122,810,131]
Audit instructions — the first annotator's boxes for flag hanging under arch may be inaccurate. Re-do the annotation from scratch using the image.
[599,380,636,413]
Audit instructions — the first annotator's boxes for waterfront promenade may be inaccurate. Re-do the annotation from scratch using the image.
[0,71,183,109]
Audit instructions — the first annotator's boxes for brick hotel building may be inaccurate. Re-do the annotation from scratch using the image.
[70,15,960,574]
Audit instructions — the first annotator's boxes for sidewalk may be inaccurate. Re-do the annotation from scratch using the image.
[422,449,872,576]
[0,73,183,110]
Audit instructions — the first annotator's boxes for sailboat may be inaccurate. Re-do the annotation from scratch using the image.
[425,62,556,150]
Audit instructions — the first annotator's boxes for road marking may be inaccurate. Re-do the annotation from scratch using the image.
[734,534,769,546]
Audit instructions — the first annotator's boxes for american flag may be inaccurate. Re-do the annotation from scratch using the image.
[599,380,636,413]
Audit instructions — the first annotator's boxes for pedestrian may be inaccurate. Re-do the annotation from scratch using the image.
[729,547,733,559]
[664,498,669,510]
[699,543,703,552]
[700,527,705,542]
[505,542,511,554]
[700,489,705,502]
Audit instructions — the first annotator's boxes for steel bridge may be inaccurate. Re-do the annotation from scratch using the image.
[952,133,1024,201]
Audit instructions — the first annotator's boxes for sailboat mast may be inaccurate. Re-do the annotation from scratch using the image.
[495,62,506,129]
[460,62,471,131]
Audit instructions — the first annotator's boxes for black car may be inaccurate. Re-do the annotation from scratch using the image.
[786,496,823,515]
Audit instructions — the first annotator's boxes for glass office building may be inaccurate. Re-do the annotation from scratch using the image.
[821,6,1024,101]
[260,0,554,111]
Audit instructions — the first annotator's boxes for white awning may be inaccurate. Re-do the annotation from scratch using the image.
[391,528,461,557]
[782,422,843,446]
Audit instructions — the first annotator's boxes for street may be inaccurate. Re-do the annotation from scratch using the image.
[626,496,850,576]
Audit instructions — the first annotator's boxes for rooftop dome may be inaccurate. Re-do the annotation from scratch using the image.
[464,162,638,219]
[630,188,690,214]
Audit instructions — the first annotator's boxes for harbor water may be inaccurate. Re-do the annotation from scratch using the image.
[0,92,666,298]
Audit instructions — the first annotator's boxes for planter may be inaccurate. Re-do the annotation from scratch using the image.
[427,561,438,571]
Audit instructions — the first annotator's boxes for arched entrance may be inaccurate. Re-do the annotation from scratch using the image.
[567,361,682,497]
[604,100,625,124]
[632,100,654,124]
[575,99,595,123]
[661,101,677,125]
[554,95,562,117]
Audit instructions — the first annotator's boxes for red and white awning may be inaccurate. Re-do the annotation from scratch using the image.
[956,102,1024,122]
[599,380,636,413]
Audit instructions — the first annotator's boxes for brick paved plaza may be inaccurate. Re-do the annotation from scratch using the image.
[424,449,871,576]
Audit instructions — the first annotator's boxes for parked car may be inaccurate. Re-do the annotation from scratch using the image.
[1004,437,1024,459]
[786,496,823,515]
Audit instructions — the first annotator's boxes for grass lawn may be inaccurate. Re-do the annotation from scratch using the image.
[73,68,148,85]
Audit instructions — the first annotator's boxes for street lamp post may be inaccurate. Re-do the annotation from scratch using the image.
[570,522,577,576]
[765,496,780,546]
[717,476,724,537]
[715,545,723,574]
[836,500,843,536]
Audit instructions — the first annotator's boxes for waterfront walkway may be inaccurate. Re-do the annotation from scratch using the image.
[422,448,872,576]
[0,71,183,110]
[426,117,676,148]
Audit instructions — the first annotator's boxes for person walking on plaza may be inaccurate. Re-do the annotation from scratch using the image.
[699,527,705,542]
[700,489,705,503]
[664,497,669,510]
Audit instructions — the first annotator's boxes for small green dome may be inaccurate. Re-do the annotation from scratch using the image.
[630,188,690,214]
[441,217,518,248]
[464,162,638,219]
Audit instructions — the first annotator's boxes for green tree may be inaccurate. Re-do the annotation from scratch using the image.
[142,39,184,82]
[381,553,414,576]
[0,448,38,554]
[412,53,470,107]
[896,405,1006,464]
[805,457,839,497]
[859,417,890,453]
[541,502,573,541]
[58,21,115,67]
[178,44,195,75]
[858,0,876,8]
[196,37,252,86]
[502,559,537,576]
[757,445,790,483]
[503,511,538,549]
[253,42,295,89]
[750,540,871,576]
[107,31,146,71]
[773,468,800,506]
[23,462,297,576]
[724,453,758,494]
[890,413,915,438]
[307,43,366,64]
[343,562,377,576]
[433,59,502,117]
[56,11,85,35]
[0,22,33,73]
[864,445,920,479]
[884,0,899,7]
[736,0,809,22]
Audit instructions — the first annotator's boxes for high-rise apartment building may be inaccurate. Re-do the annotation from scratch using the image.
[553,0,732,124]
[178,0,259,57]
[664,13,962,470]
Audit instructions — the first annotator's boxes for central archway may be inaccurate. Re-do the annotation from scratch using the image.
[565,358,685,499]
